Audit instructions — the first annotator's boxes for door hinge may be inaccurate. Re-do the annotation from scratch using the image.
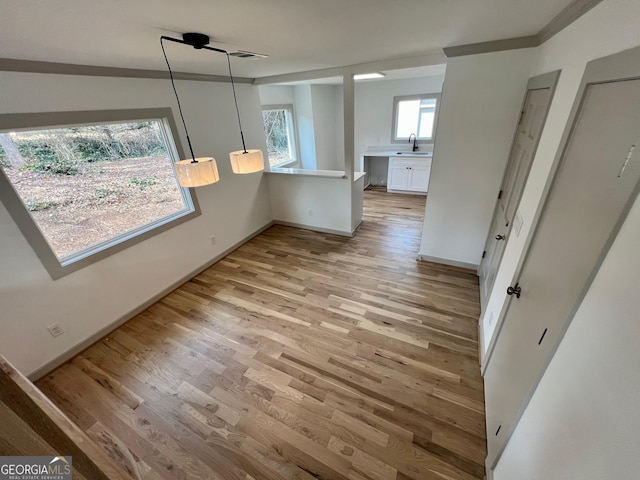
[482,250,486,259]
[497,190,503,200]
[518,110,526,124]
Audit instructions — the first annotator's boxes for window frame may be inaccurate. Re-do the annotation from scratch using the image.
[261,103,299,168]
[391,93,441,144]
[0,108,201,280]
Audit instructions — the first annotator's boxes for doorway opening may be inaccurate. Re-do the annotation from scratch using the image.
[355,64,447,254]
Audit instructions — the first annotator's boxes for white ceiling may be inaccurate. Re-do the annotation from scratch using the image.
[0,0,574,79]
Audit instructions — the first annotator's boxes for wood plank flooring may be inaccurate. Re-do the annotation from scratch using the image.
[37,187,486,480]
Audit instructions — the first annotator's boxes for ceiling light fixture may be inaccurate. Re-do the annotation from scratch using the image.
[160,33,265,187]
[353,72,386,81]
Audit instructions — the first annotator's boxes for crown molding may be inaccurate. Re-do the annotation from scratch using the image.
[253,52,447,85]
[537,0,603,43]
[443,36,538,58]
[443,0,604,58]
[0,58,254,84]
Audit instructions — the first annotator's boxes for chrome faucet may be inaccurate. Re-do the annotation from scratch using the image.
[408,133,418,152]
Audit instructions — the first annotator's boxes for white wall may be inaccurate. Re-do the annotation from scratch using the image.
[354,75,444,158]
[334,86,345,170]
[494,194,640,480]
[258,84,295,105]
[0,71,272,377]
[293,85,317,170]
[267,174,353,234]
[311,85,343,171]
[261,84,345,171]
[351,177,364,232]
[418,49,535,268]
[481,0,640,354]
[366,156,390,186]
[484,0,640,477]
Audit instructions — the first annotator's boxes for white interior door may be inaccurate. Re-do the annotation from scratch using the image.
[484,77,640,467]
[479,85,554,308]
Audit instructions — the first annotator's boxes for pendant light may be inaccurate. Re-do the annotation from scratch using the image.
[161,36,219,188]
[225,52,265,174]
[160,33,264,187]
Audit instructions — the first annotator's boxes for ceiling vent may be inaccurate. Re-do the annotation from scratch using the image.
[229,50,269,59]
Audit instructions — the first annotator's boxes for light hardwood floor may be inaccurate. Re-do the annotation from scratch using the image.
[37,188,486,480]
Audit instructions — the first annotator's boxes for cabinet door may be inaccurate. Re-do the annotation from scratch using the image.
[407,165,431,192]
[388,164,409,190]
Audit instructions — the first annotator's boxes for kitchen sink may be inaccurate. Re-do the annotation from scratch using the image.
[395,152,432,156]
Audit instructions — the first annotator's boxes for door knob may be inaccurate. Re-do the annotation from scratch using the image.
[506,283,522,298]
[495,234,505,240]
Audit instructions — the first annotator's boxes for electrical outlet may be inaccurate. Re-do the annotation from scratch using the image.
[308,209,313,216]
[210,235,216,246]
[47,323,64,338]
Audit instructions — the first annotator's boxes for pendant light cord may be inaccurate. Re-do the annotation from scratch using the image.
[226,53,248,153]
[160,37,197,163]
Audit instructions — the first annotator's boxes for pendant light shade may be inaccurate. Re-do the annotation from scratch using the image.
[230,149,264,174]
[174,157,220,187]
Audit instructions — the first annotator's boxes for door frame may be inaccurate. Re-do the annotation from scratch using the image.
[484,45,640,475]
[479,70,561,313]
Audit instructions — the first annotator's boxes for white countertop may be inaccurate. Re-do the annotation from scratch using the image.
[266,168,365,183]
[266,167,347,179]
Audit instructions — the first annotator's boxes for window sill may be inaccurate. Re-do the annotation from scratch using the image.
[269,159,299,169]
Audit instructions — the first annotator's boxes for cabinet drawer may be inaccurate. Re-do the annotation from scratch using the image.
[388,157,432,167]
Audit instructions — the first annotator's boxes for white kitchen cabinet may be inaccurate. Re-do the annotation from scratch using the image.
[407,164,431,191]
[388,163,410,190]
[387,157,431,193]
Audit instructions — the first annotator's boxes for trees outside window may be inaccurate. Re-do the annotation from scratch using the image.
[0,109,198,278]
[262,105,298,167]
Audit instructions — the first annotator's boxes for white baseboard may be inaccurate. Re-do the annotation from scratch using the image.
[273,220,354,237]
[386,189,427,196]
[351,220,363,236]
[28,221,275,381]
[417,254,479,272]
[486,464,494,480]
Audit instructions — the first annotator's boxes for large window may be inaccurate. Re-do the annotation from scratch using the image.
[0,108,199,279]
[261,104,298,167]
[392,94,440,143]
